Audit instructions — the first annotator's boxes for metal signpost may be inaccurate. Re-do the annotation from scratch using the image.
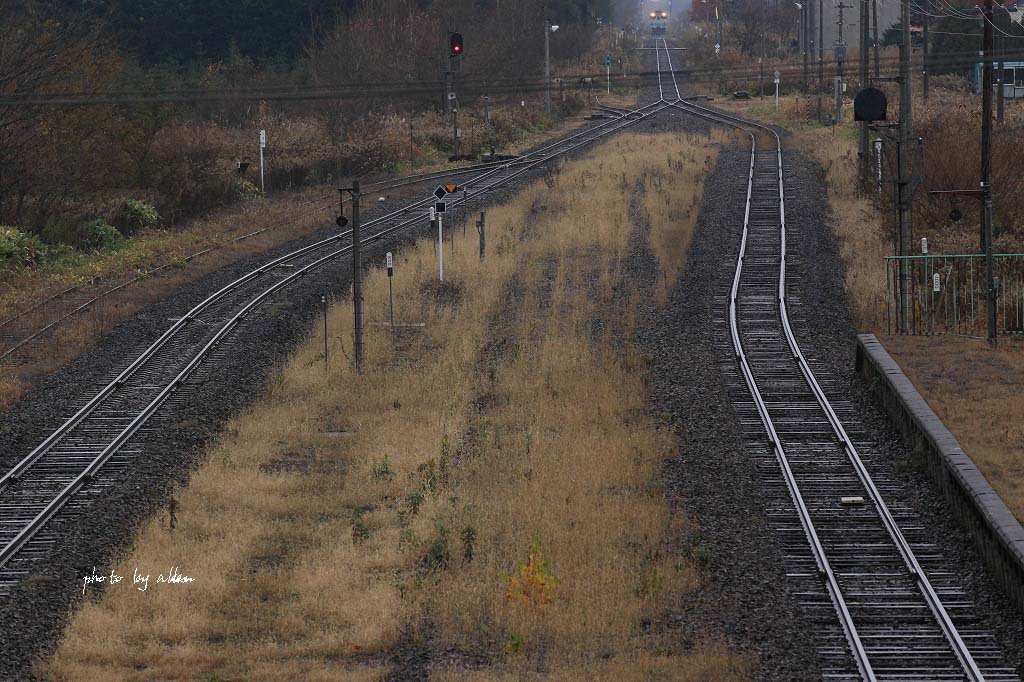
[259,129,266,194]
[605,55,611,94]
[432,184,460,281]
[386,252,395,333]
[774,70,781,111]
[438,215,444,282]
[322,295,328,372]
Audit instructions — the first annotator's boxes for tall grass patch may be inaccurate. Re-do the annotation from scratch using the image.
[41,132,747,681]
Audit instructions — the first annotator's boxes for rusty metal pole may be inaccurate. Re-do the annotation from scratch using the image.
[351,180,364,370]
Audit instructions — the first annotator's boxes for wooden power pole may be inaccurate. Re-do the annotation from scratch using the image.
[859,0,870,186]
[982,0,997,343]
[897,0,913,332]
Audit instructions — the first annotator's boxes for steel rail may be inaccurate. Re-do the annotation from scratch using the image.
[662,101,876,682]
[659,39,985,682]
[0,98,668,572]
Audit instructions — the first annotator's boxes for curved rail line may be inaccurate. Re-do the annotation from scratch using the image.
[656,38,1002,682]
[0,90,670,588]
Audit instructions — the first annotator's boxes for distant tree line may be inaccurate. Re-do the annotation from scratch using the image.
[53,0,612,65]
[0,0,609,242]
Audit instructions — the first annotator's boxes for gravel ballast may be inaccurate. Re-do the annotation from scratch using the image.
[634,103,1023,679]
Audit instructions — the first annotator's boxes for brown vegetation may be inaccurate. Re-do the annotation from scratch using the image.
[0,106,605,410]
[40,132,748,680]
[883,334,1024,522]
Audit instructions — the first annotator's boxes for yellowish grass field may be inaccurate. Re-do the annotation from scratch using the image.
[39,131,747,680]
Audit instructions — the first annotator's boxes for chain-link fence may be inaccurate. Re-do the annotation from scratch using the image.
[885,254,1024,336]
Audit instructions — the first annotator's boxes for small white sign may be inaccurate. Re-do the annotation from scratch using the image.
[921,237,928,254]
[259,130,267,148]
[429,206,436,221]
[448,92,456,100]
[386,252,393,269]
[933,273,941,293]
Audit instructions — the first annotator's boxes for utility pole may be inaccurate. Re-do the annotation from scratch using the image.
[859,0,870,186]
[897,0,913,332]
[449,53,459,158]
[923,12,930,100]
[996,15,1005,124]
[444,60,452,115]
[349,180,364,371]
[801,2,809,90]
[835,2,852,123]
[545,23,558,117]
[818,0,825,121]
[808,0,816,91]
[982,0,997,343]
[872,0,880,78]
[759,32,766,98]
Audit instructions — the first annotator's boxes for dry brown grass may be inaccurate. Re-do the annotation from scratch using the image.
[791,128,889,332]
[40,132,748,680]
[0,106,608,409]
[883,334,1024,522]
[646,131,723,304]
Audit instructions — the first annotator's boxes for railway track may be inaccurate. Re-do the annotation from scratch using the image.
[0,93,672,594]
[0,32,1015,681]
[653,38,1016,681]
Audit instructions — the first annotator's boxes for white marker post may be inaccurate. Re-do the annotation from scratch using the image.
[921,237,928,254]
[933,273,941,293]
[774,70,781,111]
[438,215,444,282]
[874,138,883,193]
[386,252,395,332]
[259,129,267,194]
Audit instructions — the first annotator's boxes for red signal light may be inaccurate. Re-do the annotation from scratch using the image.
[450,32,464,56]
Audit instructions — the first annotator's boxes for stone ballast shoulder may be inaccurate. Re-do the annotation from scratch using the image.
[855,333,1024,612]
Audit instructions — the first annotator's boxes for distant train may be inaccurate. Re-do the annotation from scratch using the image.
[649,10,668,33]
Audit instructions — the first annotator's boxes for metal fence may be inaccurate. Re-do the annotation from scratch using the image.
[885,254,1024,336]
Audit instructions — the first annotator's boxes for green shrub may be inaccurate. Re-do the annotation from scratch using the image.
[0,226,49,268]
[111,198,160,236]
[235,178,263,200]
[79,219,125,252]
[351,507,371,545]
